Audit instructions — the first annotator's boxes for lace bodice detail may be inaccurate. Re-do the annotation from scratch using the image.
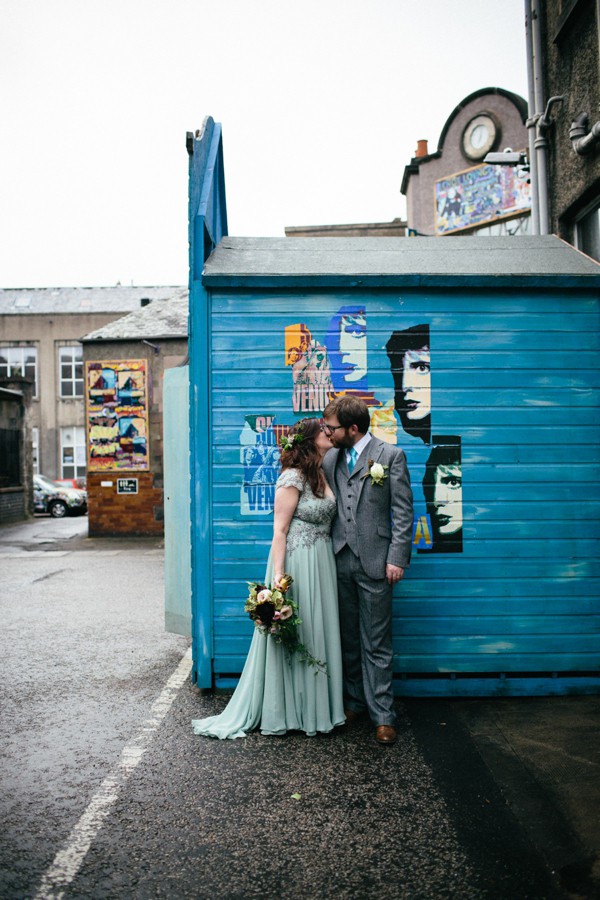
[277,469,337,553]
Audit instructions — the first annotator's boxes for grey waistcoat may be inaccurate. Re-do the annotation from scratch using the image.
[334,455,362,556]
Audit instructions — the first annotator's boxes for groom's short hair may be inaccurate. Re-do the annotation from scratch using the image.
[324,395,370,433]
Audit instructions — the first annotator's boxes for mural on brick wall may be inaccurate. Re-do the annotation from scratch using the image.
[238,311,463,553]
[85,360,149,470]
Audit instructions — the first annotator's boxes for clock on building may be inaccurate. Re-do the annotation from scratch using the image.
[462,113,501,161]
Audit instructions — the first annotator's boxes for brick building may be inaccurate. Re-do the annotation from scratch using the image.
[401,87,531,237]
[80,291,188,536]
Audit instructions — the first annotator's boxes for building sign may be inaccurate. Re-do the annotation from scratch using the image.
[434,160,530,235]
[85,360,149,471]
[117,478,138,494]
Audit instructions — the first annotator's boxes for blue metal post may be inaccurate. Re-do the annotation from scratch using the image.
[187,118,227,686]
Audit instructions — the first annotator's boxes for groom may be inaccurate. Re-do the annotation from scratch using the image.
[322,395,413,745]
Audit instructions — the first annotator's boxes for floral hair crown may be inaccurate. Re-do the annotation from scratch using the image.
[280,428,304,452]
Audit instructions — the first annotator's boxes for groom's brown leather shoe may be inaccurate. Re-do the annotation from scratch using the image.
[375,725,397,744]
[344,709,359,724]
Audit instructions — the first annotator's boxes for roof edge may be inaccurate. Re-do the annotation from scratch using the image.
[400,151,443,195]
[202,273,600,289]
[80,332,188,344]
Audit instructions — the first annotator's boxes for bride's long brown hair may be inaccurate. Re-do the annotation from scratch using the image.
[280,417,326,498]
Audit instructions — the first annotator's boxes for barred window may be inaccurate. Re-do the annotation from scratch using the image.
[60,346,84,397]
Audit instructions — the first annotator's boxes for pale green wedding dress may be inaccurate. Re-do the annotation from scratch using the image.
[192,468,345,738]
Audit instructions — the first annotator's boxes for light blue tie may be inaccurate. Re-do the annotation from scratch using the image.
[348,446,358,474]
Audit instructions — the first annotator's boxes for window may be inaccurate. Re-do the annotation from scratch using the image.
[60,346,84,397]
[60,426,86,478]
[0,346,38,396]
[469,214,531,237]
[576,206,600,262]
[32,427,39,475]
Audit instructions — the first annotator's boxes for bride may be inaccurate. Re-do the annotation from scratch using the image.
[192,417,345,738]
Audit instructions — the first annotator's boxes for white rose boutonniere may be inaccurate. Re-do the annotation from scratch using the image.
[361,459,388,485]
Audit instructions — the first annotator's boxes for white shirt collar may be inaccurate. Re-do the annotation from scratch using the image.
[346,431,372,462]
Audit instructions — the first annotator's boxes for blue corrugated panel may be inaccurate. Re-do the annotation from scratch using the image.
[206,287,600,695]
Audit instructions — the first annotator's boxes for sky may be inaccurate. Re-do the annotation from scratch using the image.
[0,0,528,288]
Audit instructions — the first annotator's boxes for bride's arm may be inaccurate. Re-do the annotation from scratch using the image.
[272,485,299,589]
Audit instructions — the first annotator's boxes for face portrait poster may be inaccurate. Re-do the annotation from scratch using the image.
[239,307,463,553]
[85,360,149,470]
[419,436,463,554]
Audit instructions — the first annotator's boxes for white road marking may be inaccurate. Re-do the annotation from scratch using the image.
[33,647,193,900]
[0,551,71,559]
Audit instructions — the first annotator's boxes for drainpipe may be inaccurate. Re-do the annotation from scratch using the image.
[524,0,540,234]
[569,112,600,155]
[531,0,553,234]
[535,96,564,233]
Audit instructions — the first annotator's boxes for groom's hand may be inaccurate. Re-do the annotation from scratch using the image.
[386,563,404,585]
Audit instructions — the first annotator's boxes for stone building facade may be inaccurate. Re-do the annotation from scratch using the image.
[0,287,181,482]
[538,0,600,256]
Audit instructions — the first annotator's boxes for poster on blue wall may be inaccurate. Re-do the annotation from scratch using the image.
[238,307,462,554]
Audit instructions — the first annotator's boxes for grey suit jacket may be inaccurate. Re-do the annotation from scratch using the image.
[323,437,414,580]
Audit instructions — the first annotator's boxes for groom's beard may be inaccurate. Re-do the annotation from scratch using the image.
[331,430,355,450]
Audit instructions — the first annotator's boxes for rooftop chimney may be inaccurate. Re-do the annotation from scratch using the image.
[415,140,428,158]
[140,297,151,307]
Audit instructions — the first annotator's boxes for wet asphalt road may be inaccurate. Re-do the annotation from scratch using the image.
[0,517,571,900]
[0,517,189,899]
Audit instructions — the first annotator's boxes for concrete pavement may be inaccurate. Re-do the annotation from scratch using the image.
[0,516,598,900]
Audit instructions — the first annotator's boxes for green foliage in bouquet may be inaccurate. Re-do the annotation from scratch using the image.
[245,575,327,675]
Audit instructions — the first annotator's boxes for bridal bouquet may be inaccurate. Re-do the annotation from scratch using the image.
[245,574,327,675]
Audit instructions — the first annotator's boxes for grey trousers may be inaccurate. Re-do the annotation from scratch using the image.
[336,545,396,726]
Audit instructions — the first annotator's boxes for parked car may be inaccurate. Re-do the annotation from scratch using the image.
[33,475,87,518]
[54,477,86,491]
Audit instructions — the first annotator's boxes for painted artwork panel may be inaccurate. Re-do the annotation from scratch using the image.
[435,162,531,235]
[324,305,368,392]
[386,325,431,445]
[86,360,149,470]
[285,324,333,413]
[208,287,600,683]
[240,415,283,515]
[418,436,462,554]
[239,309,462,553]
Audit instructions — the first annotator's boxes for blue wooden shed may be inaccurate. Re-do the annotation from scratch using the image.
[186,120,600,697]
